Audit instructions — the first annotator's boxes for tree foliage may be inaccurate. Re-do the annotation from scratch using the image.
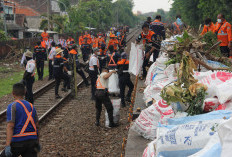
[169,0,232,27]
[40,0,138,33]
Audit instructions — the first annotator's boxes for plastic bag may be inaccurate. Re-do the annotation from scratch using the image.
[108,71,120,93]
[203,98,220,112]
[105,99,121,127]
[218,117,232,157]
[131,99,174,140]
[129,43,143,76]
[189,133,221,157]
[142,140,156,157]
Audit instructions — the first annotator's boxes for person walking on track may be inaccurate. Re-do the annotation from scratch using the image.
[23,50,36,104]
[89,48,100,100]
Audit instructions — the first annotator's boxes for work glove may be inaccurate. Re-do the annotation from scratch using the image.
[5,146,12,157]
[67,71,72,76]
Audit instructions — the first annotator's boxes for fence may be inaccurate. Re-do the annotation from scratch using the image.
[0,37,40,58]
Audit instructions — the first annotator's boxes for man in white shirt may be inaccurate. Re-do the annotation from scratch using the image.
[89,48,100,100]
[23,50,36,104]
[48,42,56,80]
[95,67,117,127]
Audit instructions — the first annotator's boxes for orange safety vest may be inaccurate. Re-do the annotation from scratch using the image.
[98,38,105,48]
[92,38,99,48]
[83,34,92,44]
[200,22,215,36]
[108,52,116,66]
[12,100,37,138]
[41,40,46,48]
[69,49,77,55]
[41,32,49,41]
[96,77,105,89]
[173,22,181,34]
[108,39,119,50]
[79,36,84,46]
[214,20,232,46]
[141,30,155,44]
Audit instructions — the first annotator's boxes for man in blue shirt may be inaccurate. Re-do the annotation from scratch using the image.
[0,83,40,157]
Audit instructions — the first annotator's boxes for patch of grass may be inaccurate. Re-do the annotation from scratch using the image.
[0,66,49,98]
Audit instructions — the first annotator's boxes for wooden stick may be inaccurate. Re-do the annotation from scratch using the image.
[73,55,78,98]
[192,57,232,71]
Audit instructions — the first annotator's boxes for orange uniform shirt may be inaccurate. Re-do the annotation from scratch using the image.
[214,20,232,46]
[200,22,215,36]
[108,39,119,50]
[41,32,49,41]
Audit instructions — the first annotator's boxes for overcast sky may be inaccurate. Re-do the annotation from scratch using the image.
[133,0,173,13]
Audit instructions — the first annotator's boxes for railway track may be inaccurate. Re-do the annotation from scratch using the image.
[0,28,140,152]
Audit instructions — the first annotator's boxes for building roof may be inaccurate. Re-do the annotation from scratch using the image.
[14,2,40,16]
[6,23,25,30]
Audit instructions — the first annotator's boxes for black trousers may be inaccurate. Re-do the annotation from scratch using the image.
[0,139,38,157]
[119,73,134,106]
[25,77,35,104]
[142,44,160,77]
[77,68,89,85]
[95,91,114,124]
[54,73,69,95]
[48,60,53,80]
[220,46,230,57]
[89,70,98,97]
[36,60,44,80]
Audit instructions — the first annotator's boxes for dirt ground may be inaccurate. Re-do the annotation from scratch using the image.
[39,87,130,157]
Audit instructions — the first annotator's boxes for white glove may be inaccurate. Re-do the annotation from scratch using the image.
[52,61,54,65]
[68,71,72,75]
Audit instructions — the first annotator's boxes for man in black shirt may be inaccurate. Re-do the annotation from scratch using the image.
[33,41,47,80]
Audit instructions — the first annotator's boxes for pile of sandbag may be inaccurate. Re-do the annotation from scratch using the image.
[143,110,232,157]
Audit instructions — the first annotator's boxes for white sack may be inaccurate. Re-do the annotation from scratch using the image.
[129,43,143,76]
[105,99,121,127]
[108,71,120,93]
[131,99,174,140]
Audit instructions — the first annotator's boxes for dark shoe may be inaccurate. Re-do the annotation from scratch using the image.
[55,95,62,99]
[108,123,119,128]
[95,121,100,126]
[126,97,131,102]
[61,88,68,92]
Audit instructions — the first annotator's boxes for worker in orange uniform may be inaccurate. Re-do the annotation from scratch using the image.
[69,45,89,86]
[200,18,215,36]
[92,36,99,48]
[171,15,186,35]
[97,35,106,49]
[79,33,84,46]
[33,41,47,80]
[136,24,158,79]
[214,13,232,58]
[41,28,49,41]
[95,67,118,127]
[83,31,92,45]
[117,49,134,107]
[67,36,75,45]
[107,34,119,52]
